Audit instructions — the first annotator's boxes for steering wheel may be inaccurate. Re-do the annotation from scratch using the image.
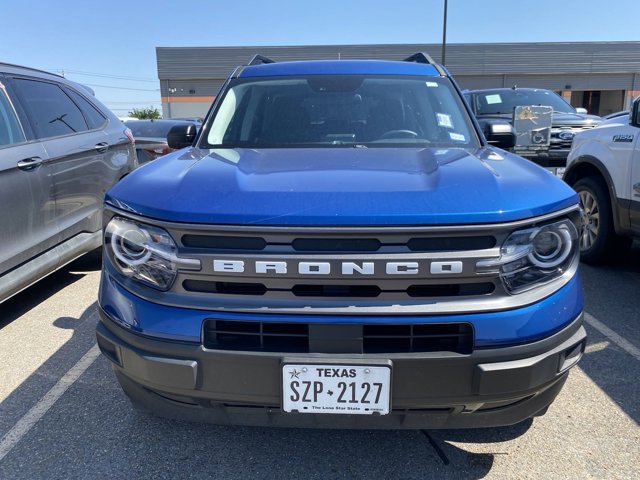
[378,129,419,140]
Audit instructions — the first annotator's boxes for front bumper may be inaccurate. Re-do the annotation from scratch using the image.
[96,308,586,429]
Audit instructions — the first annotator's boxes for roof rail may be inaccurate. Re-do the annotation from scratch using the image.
[248,54,276,66]
[402,52,447,76]
[403,52,436,65]
[0,62,64,79]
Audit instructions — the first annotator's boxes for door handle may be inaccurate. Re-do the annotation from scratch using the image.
[95,142,109,153]
[17,157,43,171]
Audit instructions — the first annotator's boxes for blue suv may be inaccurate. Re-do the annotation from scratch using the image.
[96,54,586,429]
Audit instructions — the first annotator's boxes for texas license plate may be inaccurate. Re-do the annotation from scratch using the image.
[282,364,391,415]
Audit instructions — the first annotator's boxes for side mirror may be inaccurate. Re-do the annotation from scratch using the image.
[479,120,515,149]
[575,107,588,115]
[167,123,198,149]
[632,97,640,127]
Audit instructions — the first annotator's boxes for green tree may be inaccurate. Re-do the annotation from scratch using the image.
[128,107,161,119]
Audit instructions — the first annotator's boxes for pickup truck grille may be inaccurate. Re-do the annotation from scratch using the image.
[550,124,597,151]
[203,319,473,354]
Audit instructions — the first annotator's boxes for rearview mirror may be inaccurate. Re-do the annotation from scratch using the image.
[575,107,588,114]
[479,120,515,149]
[632,97,640,127]
[167,123,198,149]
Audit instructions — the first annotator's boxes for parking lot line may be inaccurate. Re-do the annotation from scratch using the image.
[584,313,640,362]
[0,344,100,462]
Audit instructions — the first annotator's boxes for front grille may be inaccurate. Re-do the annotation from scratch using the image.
[110,204,581,315]
[203,319,473,354]
[171,223,511,312]
[550,124,597,150]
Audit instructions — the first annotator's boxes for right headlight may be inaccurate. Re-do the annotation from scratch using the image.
[477,219,579,294]
[104,217,200,290]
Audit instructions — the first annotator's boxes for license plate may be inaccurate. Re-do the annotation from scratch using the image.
[282,364,391,415]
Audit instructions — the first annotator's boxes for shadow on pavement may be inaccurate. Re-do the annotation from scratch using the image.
[0,249,102,330]
[0,299,100,438]
[578,240,640,424]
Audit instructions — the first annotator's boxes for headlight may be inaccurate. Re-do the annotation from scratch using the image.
[104,217,185,290]
[477,219,579,294]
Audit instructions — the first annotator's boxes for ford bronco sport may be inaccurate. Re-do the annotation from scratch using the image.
[96,54,586,429]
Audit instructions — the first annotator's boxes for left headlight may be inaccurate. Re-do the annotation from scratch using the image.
[477,218,579,294]
[104,217,180,290]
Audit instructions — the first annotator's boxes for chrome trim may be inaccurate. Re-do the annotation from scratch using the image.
[105,204,580,235]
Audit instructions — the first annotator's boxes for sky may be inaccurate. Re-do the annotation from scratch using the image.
[2,0,639,116]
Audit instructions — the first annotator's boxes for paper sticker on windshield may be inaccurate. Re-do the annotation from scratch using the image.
[449,132,466,142]
[425,81,439,88]
[436,113,453,128]
[485,94,502,104]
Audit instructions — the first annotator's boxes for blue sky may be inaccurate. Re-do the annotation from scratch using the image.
[2,0,638,116]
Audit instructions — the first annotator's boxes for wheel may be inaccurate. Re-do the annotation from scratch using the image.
[573,176,631,264]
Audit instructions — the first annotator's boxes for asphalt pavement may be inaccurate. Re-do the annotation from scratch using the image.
[0,246,638,479]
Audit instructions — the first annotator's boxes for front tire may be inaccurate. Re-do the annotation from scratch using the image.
[573,176,631,264]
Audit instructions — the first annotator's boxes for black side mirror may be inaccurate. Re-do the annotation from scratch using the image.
[167,123,198,149]
[478,120,516,149]
[632,97,640,127]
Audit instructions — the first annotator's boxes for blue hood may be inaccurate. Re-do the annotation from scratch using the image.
[106,147,578,225]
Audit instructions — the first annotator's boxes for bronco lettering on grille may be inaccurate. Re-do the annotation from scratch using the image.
[212,260,464,276]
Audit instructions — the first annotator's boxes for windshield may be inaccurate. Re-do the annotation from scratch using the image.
[201,75,479,148]
[473,89,575,115]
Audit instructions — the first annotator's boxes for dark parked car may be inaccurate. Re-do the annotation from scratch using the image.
[464,88,601,174]
[0,63,137,303]
[125,119,199,163]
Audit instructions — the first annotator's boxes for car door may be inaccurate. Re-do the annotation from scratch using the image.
[0,78,56,276]
[629,99,640,232]
[10,76,109,243]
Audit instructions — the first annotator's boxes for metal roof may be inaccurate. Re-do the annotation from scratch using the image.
[156,42,640,80]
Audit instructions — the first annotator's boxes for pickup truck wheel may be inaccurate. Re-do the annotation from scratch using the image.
[573,176,631,264]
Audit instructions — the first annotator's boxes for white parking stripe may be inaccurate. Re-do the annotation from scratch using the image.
[0,344,100,462]
[584,313,640,362]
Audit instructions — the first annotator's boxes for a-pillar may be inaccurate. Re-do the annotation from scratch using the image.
[623,90,640,111]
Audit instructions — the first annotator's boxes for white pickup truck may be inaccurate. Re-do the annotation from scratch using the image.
[564,97,640,263]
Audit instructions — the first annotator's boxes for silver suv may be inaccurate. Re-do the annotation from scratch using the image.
[0,63,137,303]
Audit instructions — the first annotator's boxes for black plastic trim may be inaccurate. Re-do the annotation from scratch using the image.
[97,308,585,428]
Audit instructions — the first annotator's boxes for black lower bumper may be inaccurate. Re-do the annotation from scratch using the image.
[96,308,586,429]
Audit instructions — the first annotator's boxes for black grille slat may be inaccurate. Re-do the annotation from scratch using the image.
[363,323,473,354]
[182,235,267,250]
[203,320,473,354]
[292,284,381,297]
[407,283,494,297]
[292,238,381,252]
[407,236,495,251]
[183,280,267,296]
